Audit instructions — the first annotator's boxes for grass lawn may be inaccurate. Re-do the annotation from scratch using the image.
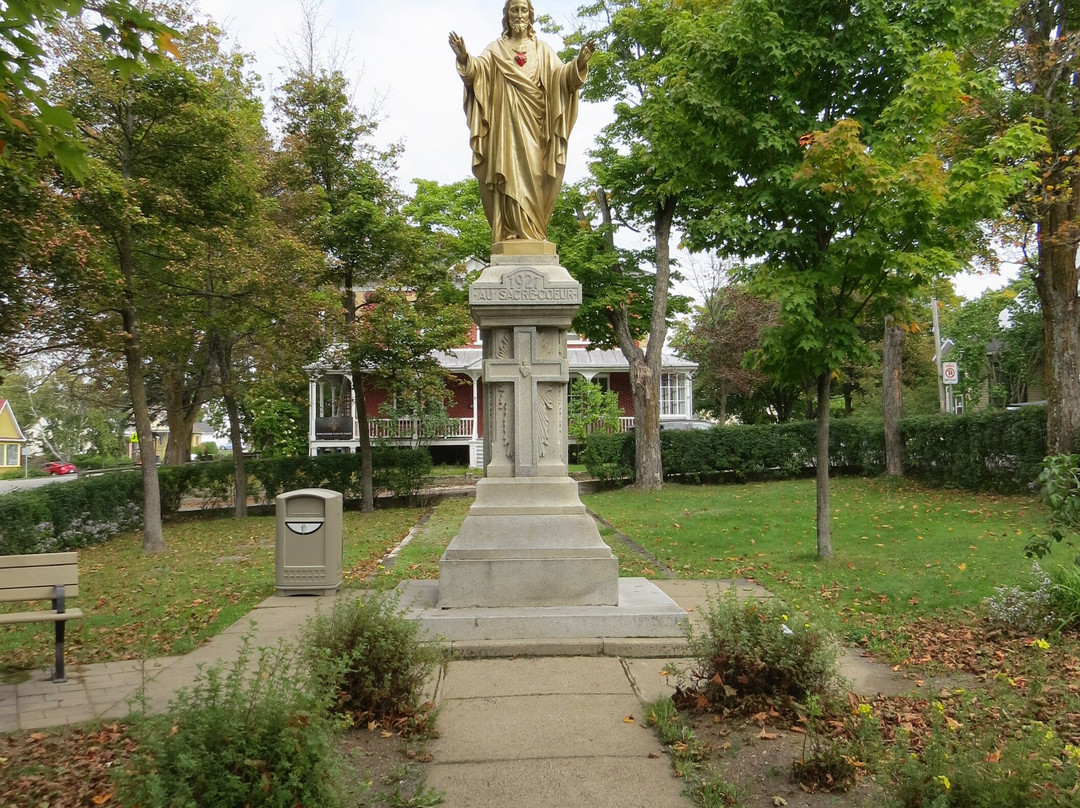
[585,476,1041,606]
[0,507,423,674]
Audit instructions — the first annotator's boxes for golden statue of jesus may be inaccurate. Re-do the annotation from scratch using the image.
[450,1,595,244]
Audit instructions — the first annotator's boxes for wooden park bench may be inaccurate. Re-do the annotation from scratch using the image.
[0,552,83,682]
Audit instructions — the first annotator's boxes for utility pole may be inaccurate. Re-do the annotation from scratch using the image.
[931,297,946,412]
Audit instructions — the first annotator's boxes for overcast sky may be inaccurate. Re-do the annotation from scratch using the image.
[196,0,606,190]
[194,0,1013,300]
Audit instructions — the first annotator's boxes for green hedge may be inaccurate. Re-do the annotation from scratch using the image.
[583,409,1044,494]
[0,471,143,554]
[902,407,1046,493]
[0,448,433,555]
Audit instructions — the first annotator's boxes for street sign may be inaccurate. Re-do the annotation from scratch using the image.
[942,362,959,385]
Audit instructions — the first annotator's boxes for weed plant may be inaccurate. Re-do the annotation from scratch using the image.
[1046,559,1080,628]
[644,698,746,807]
[889,693,1079,807]
[117,637,345,808]
[684,587,844,715]
[984,561,1058,633]
[301,593,442,724]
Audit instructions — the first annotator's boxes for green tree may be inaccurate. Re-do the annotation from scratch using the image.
[945,277,1044,409]
[1,0,176,176]
[45,5,265,550]
[275,17,469,510]
[986,2,1080,453]
[660,0,1040,557]
[558,0,698,490]
[567,378,624,441]
[405,178,491,268]
[672,280,775,424]
[0,365,125,461]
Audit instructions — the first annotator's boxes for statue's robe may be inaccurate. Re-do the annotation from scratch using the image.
[458,36,586,242]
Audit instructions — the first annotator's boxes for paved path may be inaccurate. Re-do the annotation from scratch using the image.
[1,580,921,807]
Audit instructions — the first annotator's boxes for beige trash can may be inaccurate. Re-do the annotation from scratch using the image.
[275,488,343,596]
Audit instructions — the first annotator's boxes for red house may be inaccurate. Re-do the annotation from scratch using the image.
[305,326,698,467]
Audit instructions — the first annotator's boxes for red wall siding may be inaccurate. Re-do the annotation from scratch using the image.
[446,376,474,417]
[608,373,634,417]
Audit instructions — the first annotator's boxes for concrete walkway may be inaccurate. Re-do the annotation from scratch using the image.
[1,580,921,807]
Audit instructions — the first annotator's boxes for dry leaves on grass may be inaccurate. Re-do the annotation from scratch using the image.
[0,723,136,808]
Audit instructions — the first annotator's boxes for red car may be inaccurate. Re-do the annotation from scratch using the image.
[43,461,77,476]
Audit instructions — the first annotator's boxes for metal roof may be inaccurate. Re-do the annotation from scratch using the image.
[308,347,696,375]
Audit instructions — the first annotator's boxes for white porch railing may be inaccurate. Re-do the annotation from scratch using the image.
[582,417,635,435]
[367,417,475,440]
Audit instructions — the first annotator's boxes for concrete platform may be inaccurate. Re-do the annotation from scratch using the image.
[400,577,690,657]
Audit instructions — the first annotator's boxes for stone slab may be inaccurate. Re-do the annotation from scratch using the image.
[438,656,634,699]
[403,578,688,651]
[435,693,654,762]
[426,757,690,808]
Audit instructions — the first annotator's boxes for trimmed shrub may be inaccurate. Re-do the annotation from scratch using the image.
[248,448,432,503]
[582,431,634,484]
[300,593,441,722]
[0,472,143,554]
[0,449,432,555]
[902,406,1046,492]
[580,409,1042,492]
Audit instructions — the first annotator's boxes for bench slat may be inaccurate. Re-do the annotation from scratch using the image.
[0,583,80,601]
[0,564,79,586]
[0,566,79,595]
[0,552,78,569]
[0,608,83,625]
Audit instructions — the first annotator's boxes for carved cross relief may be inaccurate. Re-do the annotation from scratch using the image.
[484,326,568,477]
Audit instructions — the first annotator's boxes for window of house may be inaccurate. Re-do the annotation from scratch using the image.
[3,443,17,466]
[660,373,687,416]
[568,375,610,406]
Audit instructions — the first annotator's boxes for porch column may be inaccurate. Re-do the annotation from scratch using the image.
[308,373,318,456]
[470,373,480,440]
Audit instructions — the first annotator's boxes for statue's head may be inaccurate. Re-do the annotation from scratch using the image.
[502,0,535,38]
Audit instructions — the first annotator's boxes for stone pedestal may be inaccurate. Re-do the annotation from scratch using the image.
[437,246,619,608]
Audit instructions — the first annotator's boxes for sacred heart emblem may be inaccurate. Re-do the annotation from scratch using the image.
[515,53,527,66]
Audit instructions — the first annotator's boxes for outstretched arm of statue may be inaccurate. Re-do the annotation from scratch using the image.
[576,38,596,70]
[449,31,469,65]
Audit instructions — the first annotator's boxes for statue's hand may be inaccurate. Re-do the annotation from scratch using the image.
[577,38,596,69]
[449,31,469,65]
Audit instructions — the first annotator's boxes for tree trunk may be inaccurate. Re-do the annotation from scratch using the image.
[212,338,247,519]
[225,392,247,519]
[119,229,164,553]
[1033,183,1080,455]
[595,190,677,491]
[630,360,662,489]
[815,371,832,560]
[163,370,194,466]
[352,369,374,512]
[718,380,728,425]
[883,314,905,476]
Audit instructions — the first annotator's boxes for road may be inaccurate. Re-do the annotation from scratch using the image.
[0,474,79,495]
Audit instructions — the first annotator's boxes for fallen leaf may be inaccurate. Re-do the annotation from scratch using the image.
[773,797,788,807]
[648,751,661,759]
[624,715,635,724]
[92,792,114,805]
[758,729,779,740]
